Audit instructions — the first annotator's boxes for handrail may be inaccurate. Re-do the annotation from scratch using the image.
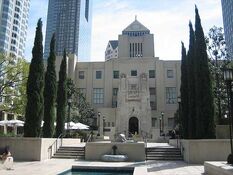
[48,134,63,159]
[86,132,93,143]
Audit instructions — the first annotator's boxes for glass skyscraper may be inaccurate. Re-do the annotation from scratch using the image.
[0,0,30,58]
[221,0,233,58]
[44,0,92,61]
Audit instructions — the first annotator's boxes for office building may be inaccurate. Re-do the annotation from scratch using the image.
[221,0,233,58]
[0,0,30,58]
[44,0,92,61]
[56,19,181,141]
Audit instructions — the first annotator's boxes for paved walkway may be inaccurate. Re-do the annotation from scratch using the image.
[0,159,204,175]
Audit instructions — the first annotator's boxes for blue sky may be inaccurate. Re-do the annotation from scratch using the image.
[25,0,223,62]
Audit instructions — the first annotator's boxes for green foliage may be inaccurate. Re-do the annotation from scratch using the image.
[0,54,29,116]
[43,34,57,138]
[180,41,189,138]
[206,26,229,124]
[194,6,215,138]
[66,79,95,127]
[55,50,67,137]
[24,19,44,137]
[187,22,197,139]
[180,6,215,139]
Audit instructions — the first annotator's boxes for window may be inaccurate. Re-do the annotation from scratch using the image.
[167,70,174,78]
[166,87,177,104]
[79,71,84,79]
[152,118,157,127]
[113,88,118,96]
[149,70,155,78]
[131,70,137,76]
[96,71,102,79]
[149,87,156,110]
[168,118,174,128]
[93,88,104,104]
[113,70,119,79]
[112,122,115,127]
[112,88,118,108]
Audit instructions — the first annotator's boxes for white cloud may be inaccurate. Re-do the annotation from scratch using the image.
[91,0,223,61]
[25,0,223,62]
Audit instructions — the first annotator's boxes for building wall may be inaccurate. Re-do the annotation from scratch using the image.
[221,0,233,58]
[44,0,92,61]
[0,0,30,58]
[73,57,180,140]
[55,19,181,140]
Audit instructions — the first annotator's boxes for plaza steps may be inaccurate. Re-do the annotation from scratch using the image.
[52,146,85,159]
[146,147,183,160]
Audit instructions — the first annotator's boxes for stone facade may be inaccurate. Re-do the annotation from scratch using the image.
[56,19,181,141]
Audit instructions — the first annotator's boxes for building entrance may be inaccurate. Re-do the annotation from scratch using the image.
[128,117,139,135]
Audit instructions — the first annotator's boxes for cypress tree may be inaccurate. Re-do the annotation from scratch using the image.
[187,22,197,139]
[24,19,44,137]
[43,34,57,138]
[55,50,67,137]
[194,6,215,138]
[180,41,189,139]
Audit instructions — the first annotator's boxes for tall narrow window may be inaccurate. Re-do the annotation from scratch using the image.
[130,43,132,57]
[166,87,177,104]
[93,88,104,104]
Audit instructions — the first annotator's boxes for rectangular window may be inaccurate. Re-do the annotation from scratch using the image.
[152,118,157,127]
[113,88,118,96]
[150,87,156,110]
[79,71,84,79]
[112,122,115,127]
[113,70,119,79]
[149,70,155,78]
[167,70,174,78]
[96,71,102,79]
[168,118,174,128]
[112,88,118,108]
[131,70,137,76]
[93,88,104,104]
[166,87,177,104]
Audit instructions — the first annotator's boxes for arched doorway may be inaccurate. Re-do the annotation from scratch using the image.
[128,117,139,135]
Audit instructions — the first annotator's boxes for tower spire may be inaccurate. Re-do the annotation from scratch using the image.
[135,15,137,20]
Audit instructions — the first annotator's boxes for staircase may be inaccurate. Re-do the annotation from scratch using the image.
[52,146,85,159]
[146,147,183,160]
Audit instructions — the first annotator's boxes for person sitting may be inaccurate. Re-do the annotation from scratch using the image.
[1,146,13,170]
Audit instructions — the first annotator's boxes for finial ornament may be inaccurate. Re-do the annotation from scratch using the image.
[135,15,137,20]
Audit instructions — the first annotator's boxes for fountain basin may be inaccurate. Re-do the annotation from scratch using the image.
[101,154,128,162]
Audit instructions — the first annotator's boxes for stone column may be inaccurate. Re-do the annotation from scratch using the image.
[3,112,7,134]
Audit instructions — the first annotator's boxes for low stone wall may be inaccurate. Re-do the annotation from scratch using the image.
[181,139,230,164]
[85,142,145,161]
[204,161,233,175]
[0,137,55,161]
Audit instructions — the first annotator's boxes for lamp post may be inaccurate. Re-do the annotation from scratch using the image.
[161,112,164,136]
[223,68,233,164]
[103,116,106,136]
[67,97,72,136]
[97,112,100,136]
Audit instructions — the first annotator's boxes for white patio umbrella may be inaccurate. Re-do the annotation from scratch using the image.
[64,121,76,130]
[0,120,9,126]
[8,119,24,126]
[74,122,89,130]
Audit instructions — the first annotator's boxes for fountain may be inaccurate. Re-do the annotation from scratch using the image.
[101,145,128,162]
